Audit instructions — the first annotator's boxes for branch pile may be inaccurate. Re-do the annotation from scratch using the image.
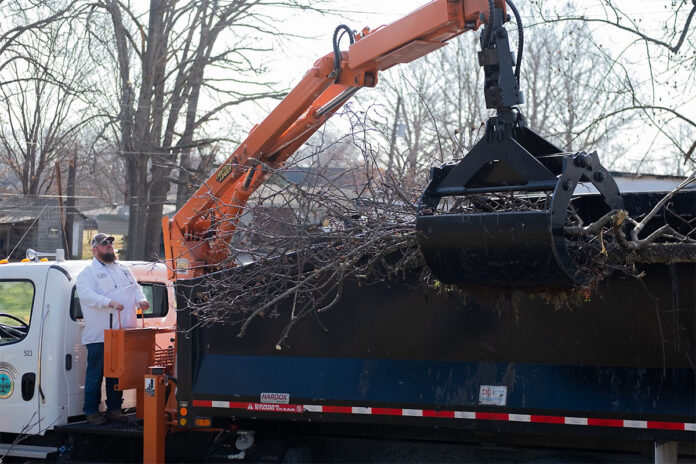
[182,164,695,345]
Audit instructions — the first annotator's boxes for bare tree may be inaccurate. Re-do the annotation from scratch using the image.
[0,1,76,72]
[86,0,329,260]
[0,9,97,196]
[531,0,696,171]
[520,20,623,153]
[76,137,128,208]
[359,16,628,185]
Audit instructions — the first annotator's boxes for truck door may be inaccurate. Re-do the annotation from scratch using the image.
[63,284,87,419]
[0,267,45,435]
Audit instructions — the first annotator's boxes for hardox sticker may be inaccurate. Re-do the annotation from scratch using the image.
[260,392,290,404]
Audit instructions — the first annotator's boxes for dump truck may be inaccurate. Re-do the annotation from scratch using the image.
[174,189,694,462]
[160,0,695,461]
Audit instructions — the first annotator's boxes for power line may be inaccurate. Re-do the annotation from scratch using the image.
[0,192,105,200]
[6,205,47,261]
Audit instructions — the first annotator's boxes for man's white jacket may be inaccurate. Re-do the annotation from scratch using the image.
[76,258,147,345]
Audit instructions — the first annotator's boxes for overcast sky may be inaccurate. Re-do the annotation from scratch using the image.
[268,0,682,83]
[222,0,692,175]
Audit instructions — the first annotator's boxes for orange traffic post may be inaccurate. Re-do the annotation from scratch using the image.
[143,366,167,464]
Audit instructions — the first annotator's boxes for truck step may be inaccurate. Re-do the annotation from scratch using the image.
[0,443,58,459]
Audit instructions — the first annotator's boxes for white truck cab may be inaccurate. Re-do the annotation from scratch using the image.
[0,254,175,436]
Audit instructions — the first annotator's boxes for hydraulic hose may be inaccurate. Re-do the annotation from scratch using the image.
[505,0,524,83]
[483,0,495,45]
[332,25,355,80]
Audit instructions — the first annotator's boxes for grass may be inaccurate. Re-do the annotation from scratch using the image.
[0,281,34,324]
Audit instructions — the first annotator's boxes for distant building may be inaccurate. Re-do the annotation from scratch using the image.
[80,204,130,236]
[0,197,86,260]
[81,203,177,257]
[610,172,694,192]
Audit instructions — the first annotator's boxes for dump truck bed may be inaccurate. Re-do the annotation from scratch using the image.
[174,190,695,447]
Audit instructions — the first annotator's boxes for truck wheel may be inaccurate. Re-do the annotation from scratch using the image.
[282,444,312,463]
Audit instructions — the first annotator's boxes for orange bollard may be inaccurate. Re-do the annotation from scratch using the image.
[143,366,166,464]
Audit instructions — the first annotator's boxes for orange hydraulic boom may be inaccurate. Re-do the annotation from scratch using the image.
[162,0,504,279]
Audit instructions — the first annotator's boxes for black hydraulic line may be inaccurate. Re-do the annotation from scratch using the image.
[505,0,524,83]
[483,0,495,45]
[332,24,355,80]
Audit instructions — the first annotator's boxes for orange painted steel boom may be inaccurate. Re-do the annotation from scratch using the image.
[162,0,505,279]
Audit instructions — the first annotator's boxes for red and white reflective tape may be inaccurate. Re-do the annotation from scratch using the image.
[191,400,696,432]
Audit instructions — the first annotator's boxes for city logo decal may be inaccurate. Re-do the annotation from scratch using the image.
[0,362,18,399]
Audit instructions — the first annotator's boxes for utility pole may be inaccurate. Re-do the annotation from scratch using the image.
[65,150,78,258]
[55,162,70,255]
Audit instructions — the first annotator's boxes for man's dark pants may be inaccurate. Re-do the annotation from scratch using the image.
[84,342,122,416]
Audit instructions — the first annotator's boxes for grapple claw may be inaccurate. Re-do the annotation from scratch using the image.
[417,120,623,287]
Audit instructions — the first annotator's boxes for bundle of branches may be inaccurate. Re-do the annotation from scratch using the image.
[564,172,696,274]
[182,148,695,344]
[181,160,428,346]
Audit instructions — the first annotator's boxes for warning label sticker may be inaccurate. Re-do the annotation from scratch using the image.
[244,402,303,413]
[479,385,507,406]
[145,378,155,397]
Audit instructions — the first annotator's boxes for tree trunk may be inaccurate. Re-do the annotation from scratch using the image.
[144,158,170,260]
[126,157,147,259]
[175,150,192,210]
[127,0,166,259]
[387,97,402,172]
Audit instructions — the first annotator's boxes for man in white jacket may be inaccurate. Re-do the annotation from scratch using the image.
[76,233,150,425]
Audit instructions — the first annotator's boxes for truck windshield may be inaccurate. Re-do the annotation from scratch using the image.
[0,280,34,345]
[70,282,168,321]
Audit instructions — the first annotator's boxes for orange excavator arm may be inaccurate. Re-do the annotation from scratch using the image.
[162,0,505,279]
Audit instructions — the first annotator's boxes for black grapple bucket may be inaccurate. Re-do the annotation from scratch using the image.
[417,123,623,287]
